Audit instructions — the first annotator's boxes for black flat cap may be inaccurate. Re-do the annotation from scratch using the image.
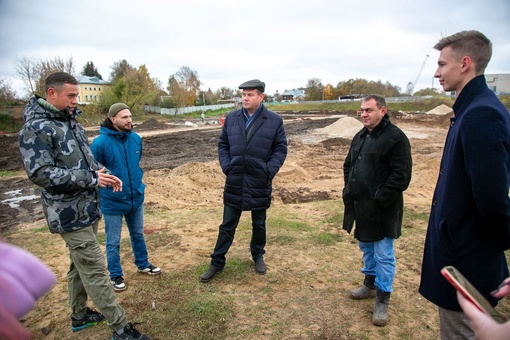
[239,79,265,93]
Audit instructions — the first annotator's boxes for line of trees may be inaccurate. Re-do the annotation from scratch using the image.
[1,55,443,111]
[303,77,443,101]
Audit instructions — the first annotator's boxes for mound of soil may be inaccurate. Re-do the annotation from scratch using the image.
[134,118,170,131]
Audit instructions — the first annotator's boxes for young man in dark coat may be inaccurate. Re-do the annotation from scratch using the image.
[201,79,287,282]
[419,30,510,339]
[343,94,412,326]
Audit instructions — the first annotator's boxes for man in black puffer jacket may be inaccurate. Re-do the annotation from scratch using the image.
[201,79,287,282]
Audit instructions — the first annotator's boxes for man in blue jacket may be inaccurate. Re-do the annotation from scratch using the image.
[419,30,510,339]
[201,79,288,282]
[91,103,161,292]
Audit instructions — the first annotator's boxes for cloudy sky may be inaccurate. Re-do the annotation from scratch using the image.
[1,0,509,97]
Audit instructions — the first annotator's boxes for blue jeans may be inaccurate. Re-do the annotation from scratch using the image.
[358,237,396,293]
[210,204,266,268]
[104,204,150,279]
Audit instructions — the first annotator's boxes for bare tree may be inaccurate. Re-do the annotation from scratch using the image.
[215,86,236,100]
[15,56,76,97]
[36,57,76,95]
[15,56,39,95]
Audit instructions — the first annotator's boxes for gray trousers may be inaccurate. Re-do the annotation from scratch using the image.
[60,221,127,331]
[438,307,474,340]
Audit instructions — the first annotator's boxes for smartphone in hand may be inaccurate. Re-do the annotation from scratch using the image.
[441,265,506,323]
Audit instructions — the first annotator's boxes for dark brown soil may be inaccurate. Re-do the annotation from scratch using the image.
[0,117,337,231]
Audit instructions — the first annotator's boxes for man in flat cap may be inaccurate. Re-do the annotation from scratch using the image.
[201,79,288,282]
[91,103,161,293]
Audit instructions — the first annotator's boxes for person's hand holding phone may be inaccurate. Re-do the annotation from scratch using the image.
[491,278,510,298]
[457,278,510,340]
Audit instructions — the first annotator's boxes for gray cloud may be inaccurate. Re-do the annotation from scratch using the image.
[1,0,509,96]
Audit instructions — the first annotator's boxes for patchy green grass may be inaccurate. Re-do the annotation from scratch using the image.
[3,201,510,340]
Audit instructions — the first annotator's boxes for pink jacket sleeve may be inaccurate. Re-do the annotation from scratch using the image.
[0,242,56,318]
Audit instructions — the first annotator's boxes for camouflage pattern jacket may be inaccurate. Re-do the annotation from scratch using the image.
[18,95,104,234]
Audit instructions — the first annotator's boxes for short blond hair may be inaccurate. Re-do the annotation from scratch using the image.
[434,30,492,74]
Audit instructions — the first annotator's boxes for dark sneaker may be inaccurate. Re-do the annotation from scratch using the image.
[137,264,161,276]
[111,276,127,292]
[71,307,106,332]
[113,322,151,340]
[255,259,267,275]
[200,265,223,282]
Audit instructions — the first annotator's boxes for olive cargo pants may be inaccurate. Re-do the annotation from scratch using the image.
[60,221,127,331]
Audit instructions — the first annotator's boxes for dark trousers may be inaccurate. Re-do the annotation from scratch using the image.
[210,204,266,268]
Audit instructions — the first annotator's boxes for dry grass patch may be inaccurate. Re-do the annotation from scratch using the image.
[3,201,510,339]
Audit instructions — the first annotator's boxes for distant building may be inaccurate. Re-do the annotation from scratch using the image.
[486,73,510,95]
[76,75,110,104]
[281,88,305,102]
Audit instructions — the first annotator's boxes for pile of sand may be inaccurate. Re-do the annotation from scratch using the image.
[313,117,363,139]
[426,104,453,115]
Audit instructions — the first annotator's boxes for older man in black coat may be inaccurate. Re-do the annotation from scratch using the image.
[201,79,287,282]
[343,94,412,326]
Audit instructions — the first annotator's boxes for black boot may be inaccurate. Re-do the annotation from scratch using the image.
[350,275,376,299]
[200,265,223,283]
[372,289,391,326]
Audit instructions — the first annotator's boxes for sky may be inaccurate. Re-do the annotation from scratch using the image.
[1,0,509,98]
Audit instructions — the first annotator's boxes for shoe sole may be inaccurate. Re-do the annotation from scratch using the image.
[137,270,162,276]
[112,286,127,292]
[71,320,106,332]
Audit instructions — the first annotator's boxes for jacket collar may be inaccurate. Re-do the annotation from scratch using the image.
[452,74,487,118]
[360,114,390,137]
[99,117,129,139]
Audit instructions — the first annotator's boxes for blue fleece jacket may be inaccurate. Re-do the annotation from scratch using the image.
[91,119,145,215]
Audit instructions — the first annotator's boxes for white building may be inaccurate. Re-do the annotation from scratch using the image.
[486,73,510,95]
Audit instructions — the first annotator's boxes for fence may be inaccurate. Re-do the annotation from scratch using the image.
[144,103,235,116]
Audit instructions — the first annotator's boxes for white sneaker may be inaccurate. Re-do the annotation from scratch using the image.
[137,264,161,276]
[110,277,127,292]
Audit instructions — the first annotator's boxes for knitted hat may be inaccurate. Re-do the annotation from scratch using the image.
[239,79,265,93]
[108,103,129,117]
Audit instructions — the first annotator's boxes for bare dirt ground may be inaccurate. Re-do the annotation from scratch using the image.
[1,111,481,339]
[0,112,447,231]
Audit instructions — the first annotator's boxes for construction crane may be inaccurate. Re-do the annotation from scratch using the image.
[407,54,430,95]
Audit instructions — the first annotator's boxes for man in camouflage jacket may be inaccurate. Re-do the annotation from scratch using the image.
[18,72,151,340]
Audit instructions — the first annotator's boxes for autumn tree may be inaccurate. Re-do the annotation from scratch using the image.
[414,87,442,96]
[15,56,75,97]
[167,66,201,108]
[102,61,162,111]
[109,59,135,83]
[323,83,334,100]
[82,61,103,79]
[0,77,17,107]
[335,78,402,98]
[305,78,323,101]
